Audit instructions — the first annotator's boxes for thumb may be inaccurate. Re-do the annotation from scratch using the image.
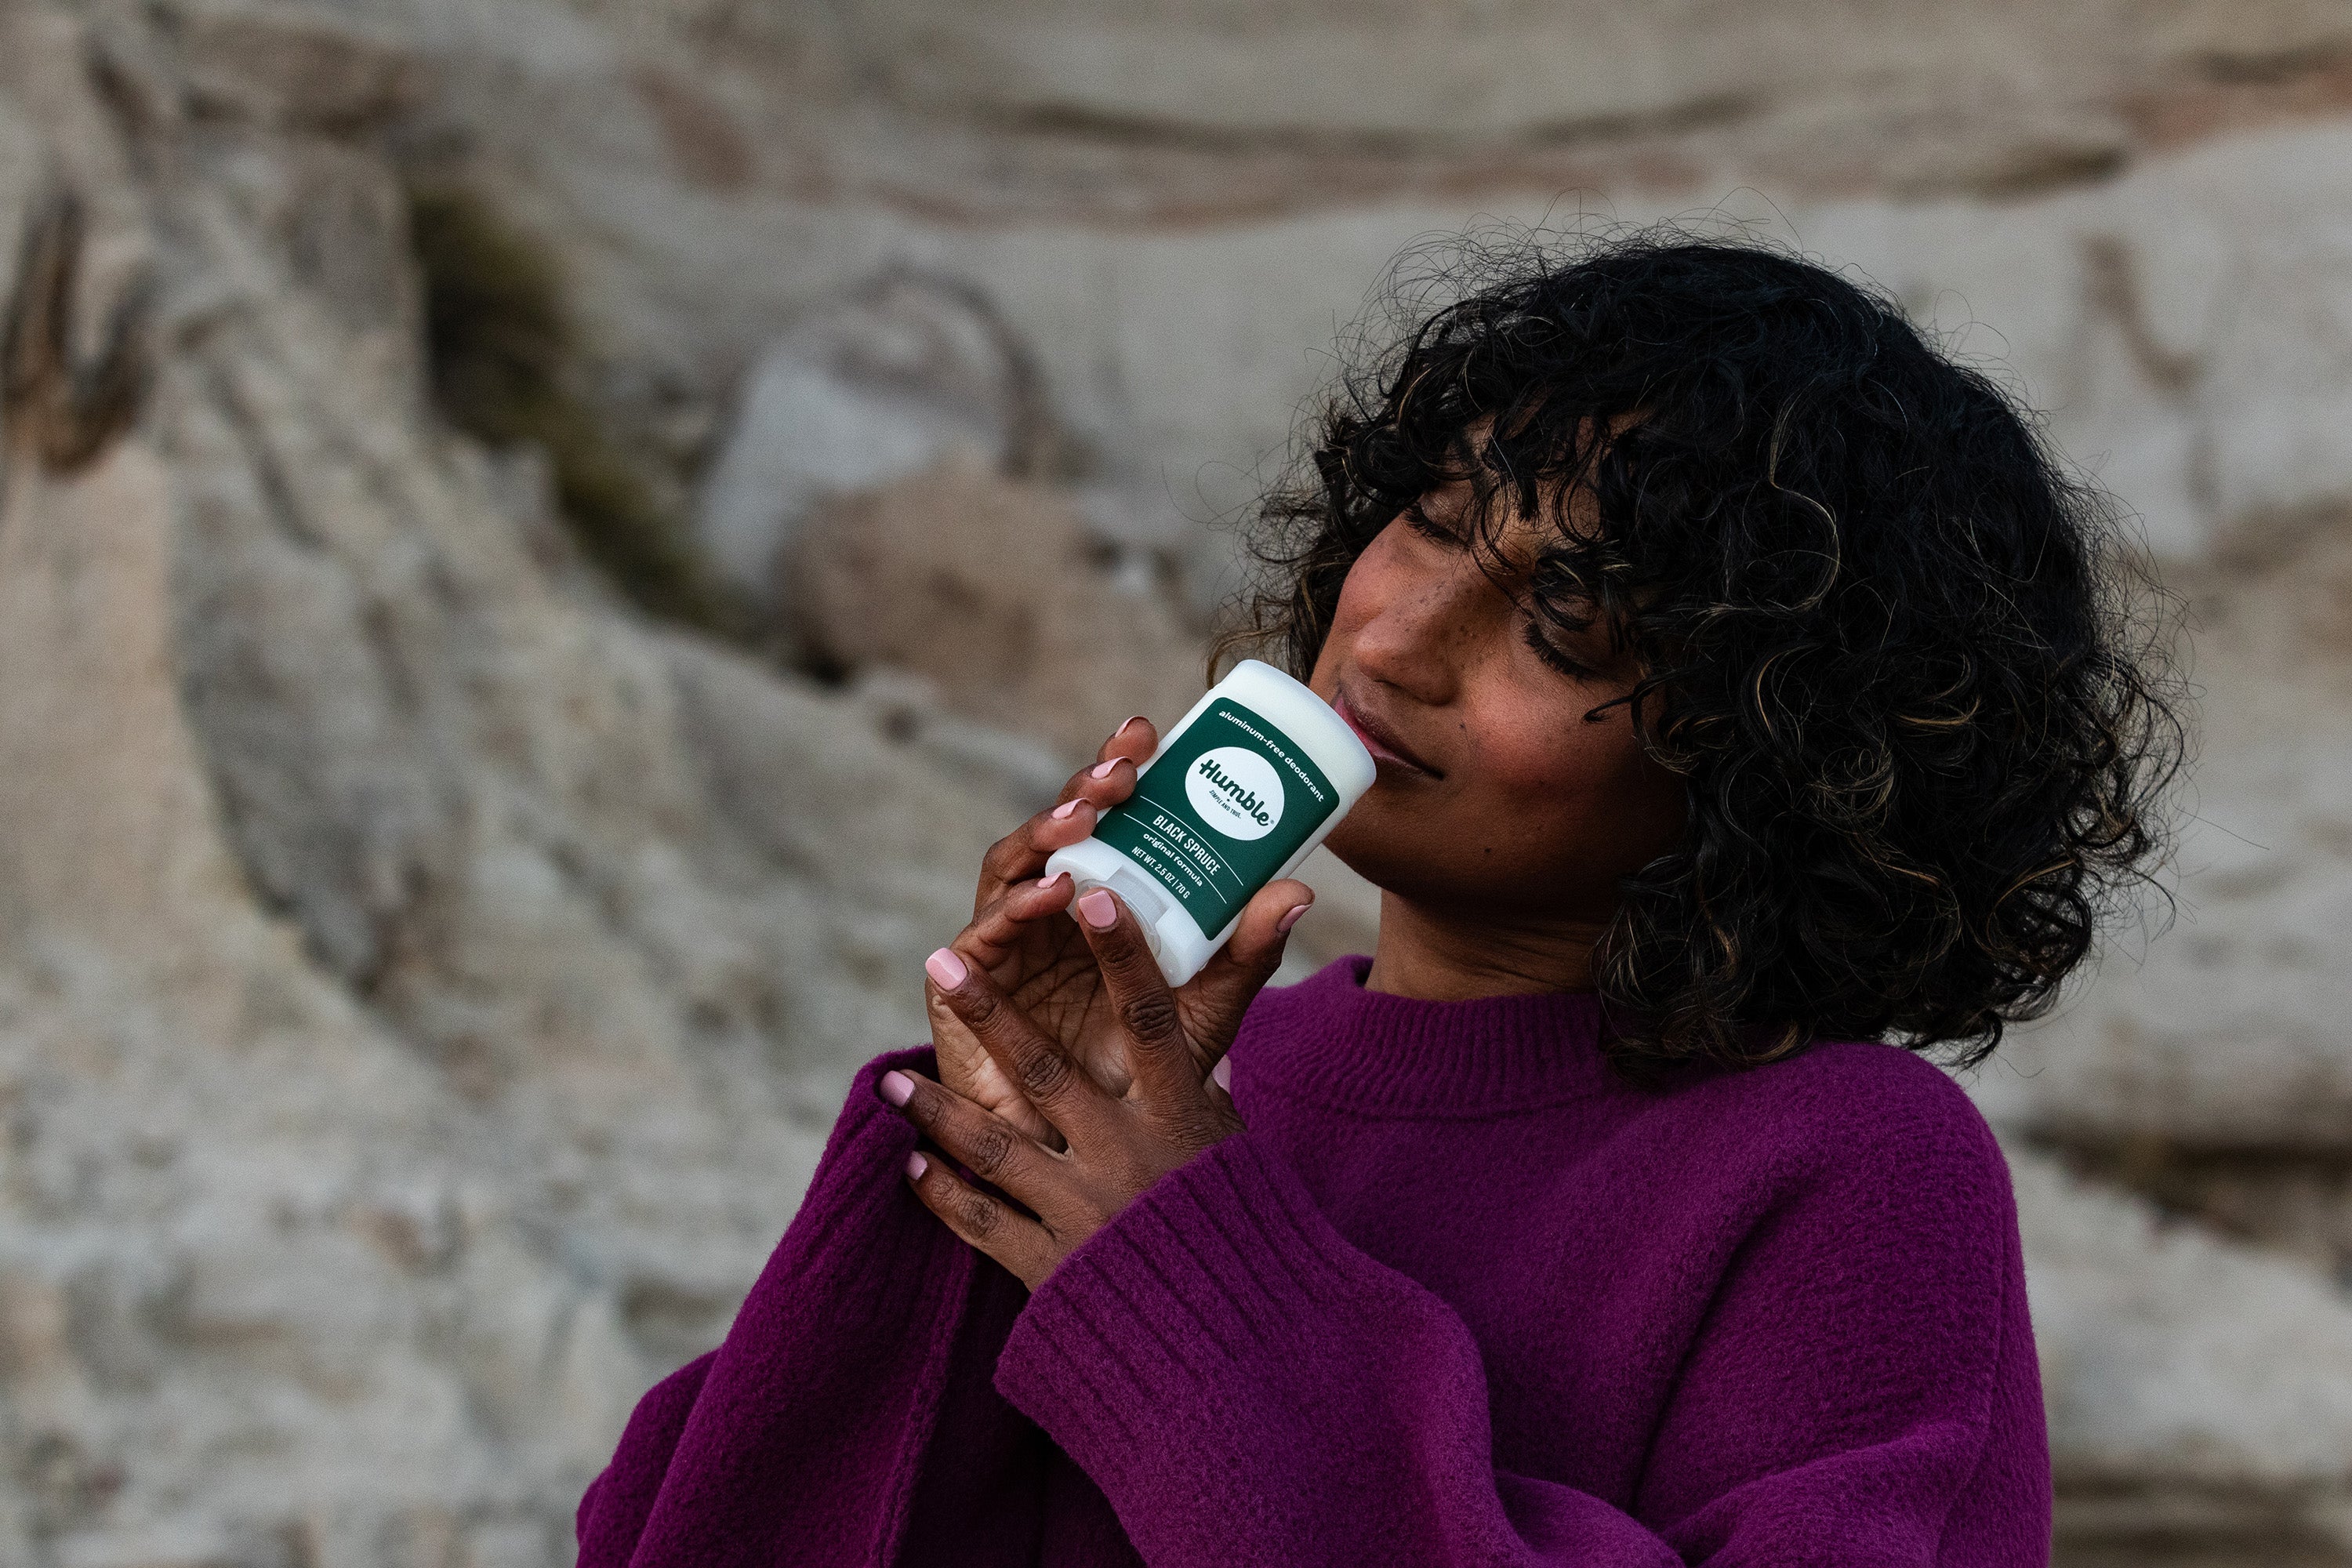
[1178,878,1314,1062]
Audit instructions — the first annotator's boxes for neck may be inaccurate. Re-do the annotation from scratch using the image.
[1363,891,1606,1001]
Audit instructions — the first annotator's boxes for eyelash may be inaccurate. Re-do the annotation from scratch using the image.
[1522,620,1594,679]
[1403,506,1592,677]
[1403,504,1456,545]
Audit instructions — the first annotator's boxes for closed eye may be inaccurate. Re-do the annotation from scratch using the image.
[1522,617,1597,679]
[1403,502,1465,546]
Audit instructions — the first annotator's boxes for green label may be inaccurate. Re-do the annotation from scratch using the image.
[1094,698,1342,938]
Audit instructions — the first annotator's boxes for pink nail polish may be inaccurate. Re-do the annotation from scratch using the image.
[1210,1057,1232,1091]
[1277,902,1312,934]
[1051,799,1081,819]
[880,1070,915,1107]
[924,948,967,989]
[1076,888,1117,930]
[1116,715,1148,735]
[1091,760,1119,779]
[906,1152,928,1180]
[1037,872,1065,891]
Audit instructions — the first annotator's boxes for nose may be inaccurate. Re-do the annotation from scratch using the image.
[1349,549,1489,708]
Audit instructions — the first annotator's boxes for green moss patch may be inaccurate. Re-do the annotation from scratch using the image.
[408,185,740,633]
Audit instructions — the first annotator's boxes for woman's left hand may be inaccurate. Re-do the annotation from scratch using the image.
[878,887,1248,1290]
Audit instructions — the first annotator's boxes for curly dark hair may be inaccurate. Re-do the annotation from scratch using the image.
[1218,230,2184,1073]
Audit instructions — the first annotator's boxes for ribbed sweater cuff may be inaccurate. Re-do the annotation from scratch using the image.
[778,1046,967,1334]
[992,1130,1363,1492]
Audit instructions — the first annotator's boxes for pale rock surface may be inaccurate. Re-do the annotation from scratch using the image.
[373,16,2352,606]
[1976,524,2352,1156]
[400,0,2352,1199]
[321,0,2343,477]
[822,0,2352,201]
[2020,1147,2352,1483]
[3,0,2352,1562]
[692,270,1053,605]
[2016,1148,2352,1561]
[0,5,1018,1563]
[788,452,1207,763]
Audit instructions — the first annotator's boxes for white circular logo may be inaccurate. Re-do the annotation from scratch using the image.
[1184,746,1285,841]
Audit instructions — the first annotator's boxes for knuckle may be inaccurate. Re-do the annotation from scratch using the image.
[1104,935,1160,979]
[1017,1046,1069,1098]
[958,1190,1002,1240]
[1112,1156,1164,1197]
[1119,991,1184,1050]
[967,1125,1016,1181]
[1149,1100,1220,1147]
[1176,1111,1225,1149]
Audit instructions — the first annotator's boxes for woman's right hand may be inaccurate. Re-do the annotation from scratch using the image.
[923,717,1312,1149]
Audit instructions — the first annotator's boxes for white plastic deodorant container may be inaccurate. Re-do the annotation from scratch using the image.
[1044,659,1377,987]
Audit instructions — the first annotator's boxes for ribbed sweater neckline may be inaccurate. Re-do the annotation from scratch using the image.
[1243,956,1618,1116]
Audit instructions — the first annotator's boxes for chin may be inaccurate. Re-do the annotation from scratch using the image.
[1327,807,1598,922]
[1323,811,1452,907]
[1323,812,1399,886]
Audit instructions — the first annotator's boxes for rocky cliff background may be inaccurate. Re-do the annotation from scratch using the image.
[2,0,2352,1563]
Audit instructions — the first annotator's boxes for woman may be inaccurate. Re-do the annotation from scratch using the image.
[576,236,2178,1566]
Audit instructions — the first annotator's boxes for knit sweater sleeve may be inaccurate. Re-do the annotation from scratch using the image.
[990,1112,2038,1567]
[575,1047,1046,1568]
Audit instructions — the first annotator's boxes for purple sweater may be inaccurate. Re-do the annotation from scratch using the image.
[577,956,2051,1566]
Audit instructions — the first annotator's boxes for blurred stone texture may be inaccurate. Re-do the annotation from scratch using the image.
[4,0,2352,1563]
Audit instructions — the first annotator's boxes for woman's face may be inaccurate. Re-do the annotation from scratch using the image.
[1308,484,1686,929]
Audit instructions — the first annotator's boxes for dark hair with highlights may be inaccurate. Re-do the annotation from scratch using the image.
[1218,230,2184,1073]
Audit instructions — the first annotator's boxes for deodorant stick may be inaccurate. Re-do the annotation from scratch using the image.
[1044,659,1377,987]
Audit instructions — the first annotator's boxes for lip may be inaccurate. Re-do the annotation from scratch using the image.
[1333,685,1443,779]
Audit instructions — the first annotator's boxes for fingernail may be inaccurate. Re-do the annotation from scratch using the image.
[1116,715,1147,735]
[924,948,967,989]
[1210,1057,1232,1091]
[880,1069,916,1107]
[1276,902,1312,933]
[906,1152,928,1180]
[1091,760,1119,779]
[1077,888,1117,929]
[1037,872,1065,890]
[1051,799,1082,819]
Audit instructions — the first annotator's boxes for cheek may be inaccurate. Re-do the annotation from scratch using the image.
[1468,694,1600,800]
[1468,692,1675,845]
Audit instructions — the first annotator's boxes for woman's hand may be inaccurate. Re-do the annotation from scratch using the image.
[884,886,1265,1289]
[925,716,1312,1149]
